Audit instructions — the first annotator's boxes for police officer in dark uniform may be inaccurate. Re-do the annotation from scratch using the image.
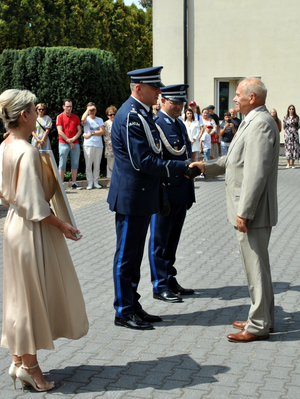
[149,85,195,303]
[107,67,199,330]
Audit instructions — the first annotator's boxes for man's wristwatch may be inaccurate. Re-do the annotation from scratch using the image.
[92,132,94,136]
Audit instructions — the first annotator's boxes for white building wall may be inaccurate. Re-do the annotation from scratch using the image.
[153,0,184,84]
[153,0,300,140]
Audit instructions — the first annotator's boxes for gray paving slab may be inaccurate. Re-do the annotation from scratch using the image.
[0,160,300,398]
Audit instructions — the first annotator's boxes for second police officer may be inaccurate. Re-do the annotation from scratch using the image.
[149,85,195,303]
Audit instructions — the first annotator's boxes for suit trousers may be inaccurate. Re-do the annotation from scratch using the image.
[113,213,151,318]
[149,205,187,293]
[235,226,274,335]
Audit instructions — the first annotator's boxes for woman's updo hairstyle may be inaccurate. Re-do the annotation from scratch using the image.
[0,89,36,128]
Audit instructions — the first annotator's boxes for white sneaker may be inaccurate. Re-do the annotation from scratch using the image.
[94,183,102,189]
[86,184,93,190]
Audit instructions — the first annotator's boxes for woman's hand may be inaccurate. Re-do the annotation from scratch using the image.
[60,222,82,241]
[42,214,82,241]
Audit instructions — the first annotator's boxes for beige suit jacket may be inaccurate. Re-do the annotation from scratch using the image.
[205,105,280,228]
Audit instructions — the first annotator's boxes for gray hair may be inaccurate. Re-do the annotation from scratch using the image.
[0,89,36,128]
[240,78,267,101]
[130,82,137,92]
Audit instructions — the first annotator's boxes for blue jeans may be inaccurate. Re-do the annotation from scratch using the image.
[221,141,231,156]
[203,149,211,161]
[59,143,80,170]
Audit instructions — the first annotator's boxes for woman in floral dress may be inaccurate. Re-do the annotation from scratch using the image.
[103,105,117,187]
[31,103,52,150]
[283,105,300,168]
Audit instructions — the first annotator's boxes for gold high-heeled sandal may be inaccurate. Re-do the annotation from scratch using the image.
[8,361,22,389]
[16,363,55,392]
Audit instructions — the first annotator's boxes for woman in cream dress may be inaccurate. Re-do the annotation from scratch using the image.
[0,89,88,392]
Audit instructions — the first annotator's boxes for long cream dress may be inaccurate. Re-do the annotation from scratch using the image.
[0,140,89,356]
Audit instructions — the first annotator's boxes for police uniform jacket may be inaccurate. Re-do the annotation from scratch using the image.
[155,111,195,206]
[107,96,187,216]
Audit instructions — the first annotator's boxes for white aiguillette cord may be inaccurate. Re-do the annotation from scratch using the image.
[126,111,162,171]
[155,123,187,157]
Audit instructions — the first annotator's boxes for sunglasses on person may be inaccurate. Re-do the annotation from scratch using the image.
[108,113,115,116]
[38,108,45,111]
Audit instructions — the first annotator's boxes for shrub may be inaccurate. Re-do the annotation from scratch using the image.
[0,46,123,174]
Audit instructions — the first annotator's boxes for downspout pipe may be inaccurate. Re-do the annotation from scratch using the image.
[183,0,188,89]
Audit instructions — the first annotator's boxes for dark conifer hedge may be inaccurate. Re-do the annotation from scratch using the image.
[0,47,123,174]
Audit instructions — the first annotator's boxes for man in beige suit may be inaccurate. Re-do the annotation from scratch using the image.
[191,78,279,342]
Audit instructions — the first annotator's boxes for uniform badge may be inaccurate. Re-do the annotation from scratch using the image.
[174,146,178,151]
[130,104,137,113]
[164,118,172,125]
[140,109,147,117]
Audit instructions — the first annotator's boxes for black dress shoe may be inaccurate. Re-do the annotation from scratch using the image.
[135,308,162,323]
[153,290,183,303]
[169,282,194,296]
[114,314,154,330]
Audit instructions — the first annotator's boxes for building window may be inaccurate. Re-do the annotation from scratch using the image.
[219,82,229,120]
[215,78,243,120]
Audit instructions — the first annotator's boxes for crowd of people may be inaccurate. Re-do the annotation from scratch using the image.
[24,91,300,190]
[0,67,298,393]
[29,99,118,190]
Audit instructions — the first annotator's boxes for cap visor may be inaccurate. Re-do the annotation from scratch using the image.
[148,82,165,88]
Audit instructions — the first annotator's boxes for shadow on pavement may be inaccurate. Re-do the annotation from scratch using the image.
[33,354,230,394]
[158,302,300,341]
[192,282,300,300]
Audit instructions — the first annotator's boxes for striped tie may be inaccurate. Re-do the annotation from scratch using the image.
[238,120,246,131]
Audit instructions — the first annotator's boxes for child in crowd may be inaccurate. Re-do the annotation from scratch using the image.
[200,124,212,161]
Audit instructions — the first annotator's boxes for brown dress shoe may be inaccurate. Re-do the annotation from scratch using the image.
[232,320,274,333]
[227,329,269,343]
[232,320,249,330]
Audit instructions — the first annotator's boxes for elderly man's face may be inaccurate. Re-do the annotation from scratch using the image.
[230,108,237,118]
[233,83,252,116]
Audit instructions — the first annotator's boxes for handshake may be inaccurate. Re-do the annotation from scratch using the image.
[184,159,204,179]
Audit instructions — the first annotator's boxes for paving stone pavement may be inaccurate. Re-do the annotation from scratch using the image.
[0,158,300,398]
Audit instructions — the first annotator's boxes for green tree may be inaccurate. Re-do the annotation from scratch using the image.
[0,0,46,50]
[139,0,152,9]
[109,0,152,94]
[0,0,153,101]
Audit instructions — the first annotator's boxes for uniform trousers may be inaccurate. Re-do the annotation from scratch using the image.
[113,213,151,318]
[149,205,187,293]
[235,226,274,336]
